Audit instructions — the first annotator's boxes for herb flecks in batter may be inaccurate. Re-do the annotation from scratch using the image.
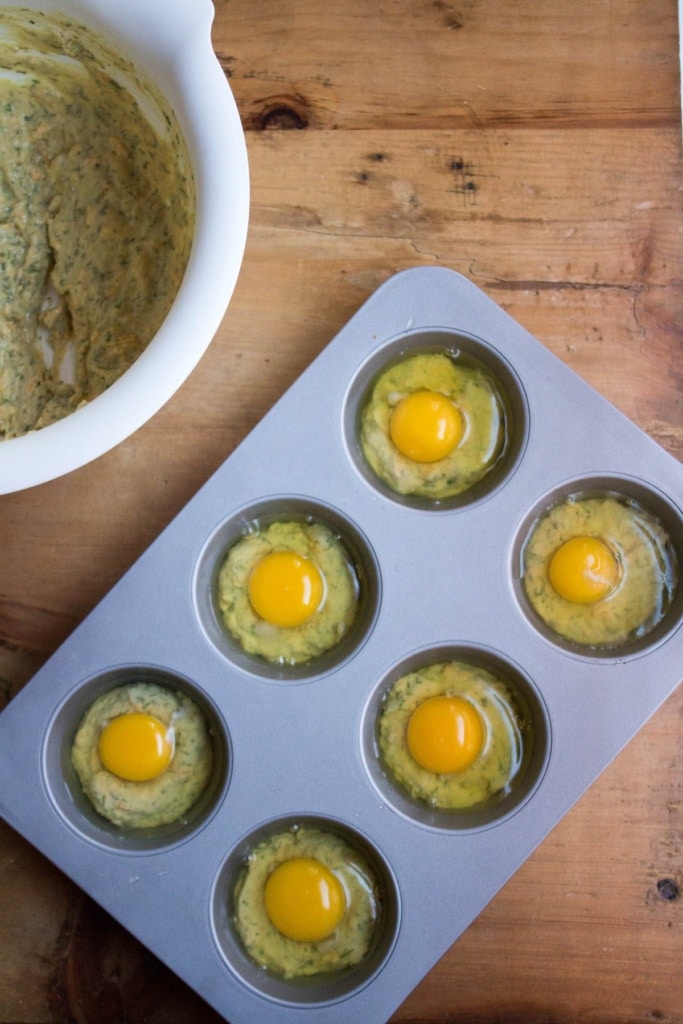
[0,9,194,438]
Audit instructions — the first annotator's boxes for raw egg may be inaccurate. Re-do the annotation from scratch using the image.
[217,519,360,665]
[548,534,620,604]
[389,390,463,463]
[406,694,484,774]
[359,351,506,500]
[264,857,346,942]
[248,550,324,627]
[71,682,213,829]
[522,494,677,647]
[378,660,525,811]
[233,825,381,979]
[98,711,174,782]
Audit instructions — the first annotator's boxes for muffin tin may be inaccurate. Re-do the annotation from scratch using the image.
[0,266,682,1022]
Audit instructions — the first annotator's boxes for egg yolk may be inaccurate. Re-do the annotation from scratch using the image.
[548,534,620,604]
[264,857,346,942]
[406,695,484,774]
[248,550,324,628]
[98,712,174,782]
[389,390,463,463]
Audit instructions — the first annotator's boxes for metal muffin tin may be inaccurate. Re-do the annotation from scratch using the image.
[0,266,681,1022]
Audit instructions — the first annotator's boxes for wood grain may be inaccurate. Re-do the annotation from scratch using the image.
[213,0,678,130]
[0,0,680,1020]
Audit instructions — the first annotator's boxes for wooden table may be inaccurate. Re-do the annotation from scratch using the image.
[1,1,681,1020]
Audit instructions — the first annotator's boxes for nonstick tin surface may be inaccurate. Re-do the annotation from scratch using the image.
[0,268,681,1022]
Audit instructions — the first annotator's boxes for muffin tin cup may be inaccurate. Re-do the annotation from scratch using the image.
[512,474,683,660]
[362,643,551,833]
[42,665,230,853]
[194,496,382,681]
[0,267,681,1023]
[211,814,401,1007]
[344,327,530,511]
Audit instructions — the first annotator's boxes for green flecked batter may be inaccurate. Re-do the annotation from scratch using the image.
[217,520,360,665]
[359,351,506,499]
[378,661,526,810]
[71,682,213,830]
[233,827,380,979]
[522,495,677,647]
[0,8,194,438]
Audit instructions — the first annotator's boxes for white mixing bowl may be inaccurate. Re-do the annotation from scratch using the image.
[0,0,249,493]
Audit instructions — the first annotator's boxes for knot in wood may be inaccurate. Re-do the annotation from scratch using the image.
[656,877,680,901]
[248,95,309,131]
